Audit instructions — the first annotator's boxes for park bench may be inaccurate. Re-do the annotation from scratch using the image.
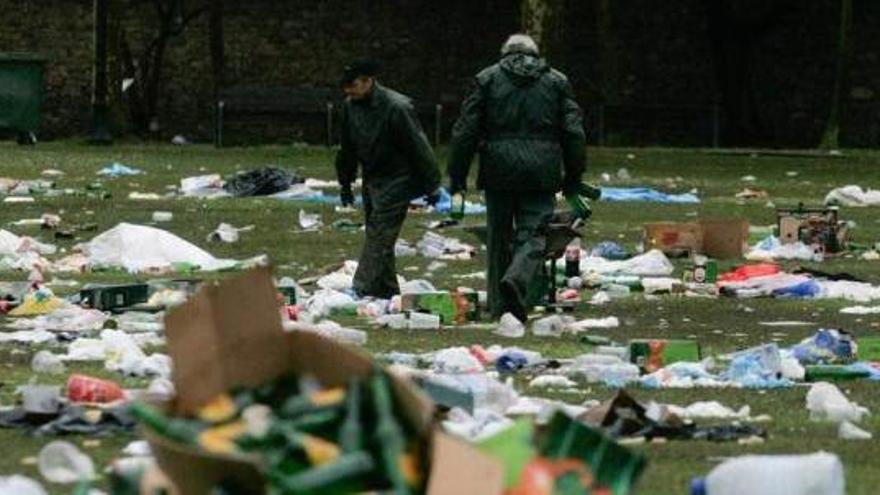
[214,87,445,147]
[214,87,336,146]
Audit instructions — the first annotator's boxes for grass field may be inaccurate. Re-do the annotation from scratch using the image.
[1,141,879,494]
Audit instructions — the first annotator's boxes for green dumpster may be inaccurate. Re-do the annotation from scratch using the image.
[0,53,45,143]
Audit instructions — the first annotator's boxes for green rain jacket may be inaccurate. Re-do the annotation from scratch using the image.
[335,83,441,202]
[448,53,586,193]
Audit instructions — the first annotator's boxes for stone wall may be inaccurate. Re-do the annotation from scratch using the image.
[0,0,876,147]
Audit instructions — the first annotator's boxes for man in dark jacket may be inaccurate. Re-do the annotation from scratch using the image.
[447,34,587,322]
[336,60,442,298]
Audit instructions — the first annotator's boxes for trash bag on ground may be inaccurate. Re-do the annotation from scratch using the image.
[81,223,237,273]
[223,167,300,197]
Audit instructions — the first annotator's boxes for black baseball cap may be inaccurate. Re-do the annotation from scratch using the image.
[340,58,379,86]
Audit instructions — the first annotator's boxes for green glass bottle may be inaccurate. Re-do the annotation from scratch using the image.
[370,372,411,494]
[280,387,346,417]
[269,451,375,494]
[339,379,363,453]
[129,402,202,445]
[450,193,465,220]
[804,365,871,381]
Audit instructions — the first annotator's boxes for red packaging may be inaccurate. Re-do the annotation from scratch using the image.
[469,345,492,365]
[67,374,125,403]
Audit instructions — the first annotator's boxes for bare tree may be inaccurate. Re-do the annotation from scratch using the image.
[819,0,853,150]
[118,0,207,136]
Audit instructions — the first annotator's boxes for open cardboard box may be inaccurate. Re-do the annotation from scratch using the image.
[644,219,748,259]
[144,267,503,494]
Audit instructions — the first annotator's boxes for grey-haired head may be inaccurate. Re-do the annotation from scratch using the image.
[501,34,539,57]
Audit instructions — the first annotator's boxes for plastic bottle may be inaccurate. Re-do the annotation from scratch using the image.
[532,315,569,337]
[450,193,466,220]
[407,311,441,330]
[314,321,368,346]
[690,452,844,495]
[603,283,631,299]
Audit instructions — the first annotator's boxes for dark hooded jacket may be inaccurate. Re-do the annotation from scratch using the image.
[336,83,441,202]
[447,52,586,192]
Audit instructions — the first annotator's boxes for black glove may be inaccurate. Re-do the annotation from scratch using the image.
[340,183,354,206]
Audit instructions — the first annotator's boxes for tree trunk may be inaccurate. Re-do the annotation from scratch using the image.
[704,0,796,147]
[520,0,564,57]
[819,0,853,150]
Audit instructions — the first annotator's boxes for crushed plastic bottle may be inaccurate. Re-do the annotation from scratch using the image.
[572,354,640,387]
[494,313,525,338]
[432,347,485,373]
[805,382,869,423]
[690,452,844,495]
[838,420,872,440]
[312,320,368,346]
[531,315,571,337]
[38,441,95,484]
[31,350,65,374]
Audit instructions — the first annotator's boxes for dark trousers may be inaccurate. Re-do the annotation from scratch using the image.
[353,181,410,298]
[484,190,555,318]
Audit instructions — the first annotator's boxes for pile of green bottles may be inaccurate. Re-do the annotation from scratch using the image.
[131,370,424,494]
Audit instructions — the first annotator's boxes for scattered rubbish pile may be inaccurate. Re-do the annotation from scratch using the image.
[3,158,880,494]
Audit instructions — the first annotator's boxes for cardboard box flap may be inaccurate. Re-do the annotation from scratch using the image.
[143,428,264,495]
[164,267,434,429]
[164,267,295,415]
[427,432,504,495]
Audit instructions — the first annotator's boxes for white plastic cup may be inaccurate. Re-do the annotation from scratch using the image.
[152,211,173,222]
[37,441,95,484]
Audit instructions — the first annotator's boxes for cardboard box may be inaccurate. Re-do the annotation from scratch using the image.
[699,219,749,259]
[147,267,503,495]
[644,222,702,256]
[644,219,748,259]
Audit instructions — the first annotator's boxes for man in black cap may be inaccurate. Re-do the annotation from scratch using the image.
[335,59,442,298]
[447,34,587,322]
